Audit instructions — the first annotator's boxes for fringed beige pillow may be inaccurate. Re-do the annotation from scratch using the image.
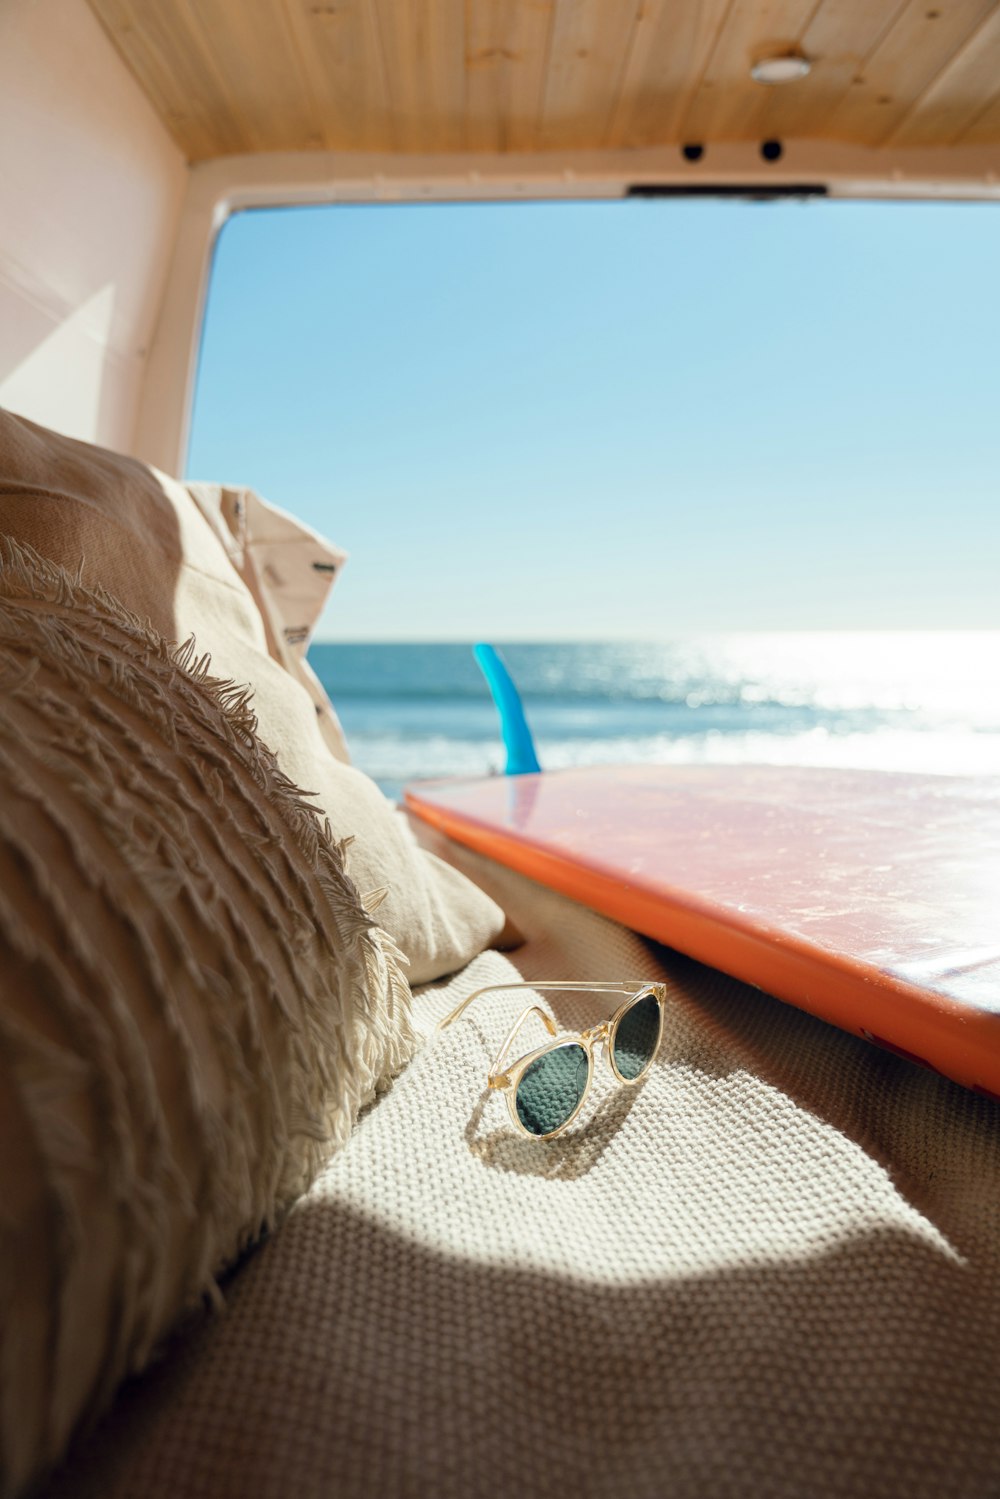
[0,538,414,1498]
[0,408,506,985]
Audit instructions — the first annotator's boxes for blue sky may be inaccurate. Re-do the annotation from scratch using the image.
[188,198,1000,639]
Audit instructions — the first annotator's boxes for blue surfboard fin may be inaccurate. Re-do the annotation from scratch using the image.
[473,643,541,776]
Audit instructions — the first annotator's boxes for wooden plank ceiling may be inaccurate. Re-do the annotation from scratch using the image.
[88,0,1000,162]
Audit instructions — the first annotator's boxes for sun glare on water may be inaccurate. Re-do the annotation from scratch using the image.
[312,633,1000,799]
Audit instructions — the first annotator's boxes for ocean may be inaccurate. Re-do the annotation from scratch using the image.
[308,635,1000,802]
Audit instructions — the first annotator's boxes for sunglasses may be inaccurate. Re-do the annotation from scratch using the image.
[438,982,666,1139]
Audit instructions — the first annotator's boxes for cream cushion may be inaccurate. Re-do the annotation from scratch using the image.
[0,408,505,985]
[0,537,414,1498]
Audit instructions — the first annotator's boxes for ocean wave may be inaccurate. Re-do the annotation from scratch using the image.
[309,636,1000,800]
[310,635,1000,719]
[351,725,1000,803]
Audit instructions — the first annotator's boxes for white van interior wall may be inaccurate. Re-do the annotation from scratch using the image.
[0,0,187,457]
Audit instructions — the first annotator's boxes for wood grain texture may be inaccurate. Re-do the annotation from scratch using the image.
[189,0,320,151]
[86,0,1000,160]
[283,0,395,151]
[536,0,641,149]
[756,0,911,142]
[88,0,249,158]
[465,0,555,152]
[958,85,1000,140]
[822,0,1000,145]
[374,0,467,151]
[606,0,731,147]
[678,0,825,143]
[890,5,1000,144]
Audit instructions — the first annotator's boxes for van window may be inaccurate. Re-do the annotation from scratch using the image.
[189,200,1000,796]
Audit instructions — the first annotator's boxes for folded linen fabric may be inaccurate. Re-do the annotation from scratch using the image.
[0,538,414,1498]
[186,480,351,764]
[0,407,506,984]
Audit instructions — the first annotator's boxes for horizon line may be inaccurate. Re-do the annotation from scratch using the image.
[309,627,1000,645]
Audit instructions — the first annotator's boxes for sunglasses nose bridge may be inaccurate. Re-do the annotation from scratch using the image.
[581,1021,610,1048]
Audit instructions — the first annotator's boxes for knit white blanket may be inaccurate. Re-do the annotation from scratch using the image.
[41,839,1000,1499]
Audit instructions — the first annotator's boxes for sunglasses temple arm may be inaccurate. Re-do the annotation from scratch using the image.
[437,981,642,1032]
[490,1004,559,1083]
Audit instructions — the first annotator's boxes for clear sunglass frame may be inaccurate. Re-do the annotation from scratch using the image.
[438,981,667,1140]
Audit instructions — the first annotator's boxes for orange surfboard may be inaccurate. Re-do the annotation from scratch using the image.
[406,765,1000,1098]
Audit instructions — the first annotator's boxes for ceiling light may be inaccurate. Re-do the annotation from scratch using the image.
[751,55,811,85]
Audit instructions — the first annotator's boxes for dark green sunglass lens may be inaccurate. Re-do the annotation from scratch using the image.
[612,993,661,1081]
[515,1044,590,1136]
